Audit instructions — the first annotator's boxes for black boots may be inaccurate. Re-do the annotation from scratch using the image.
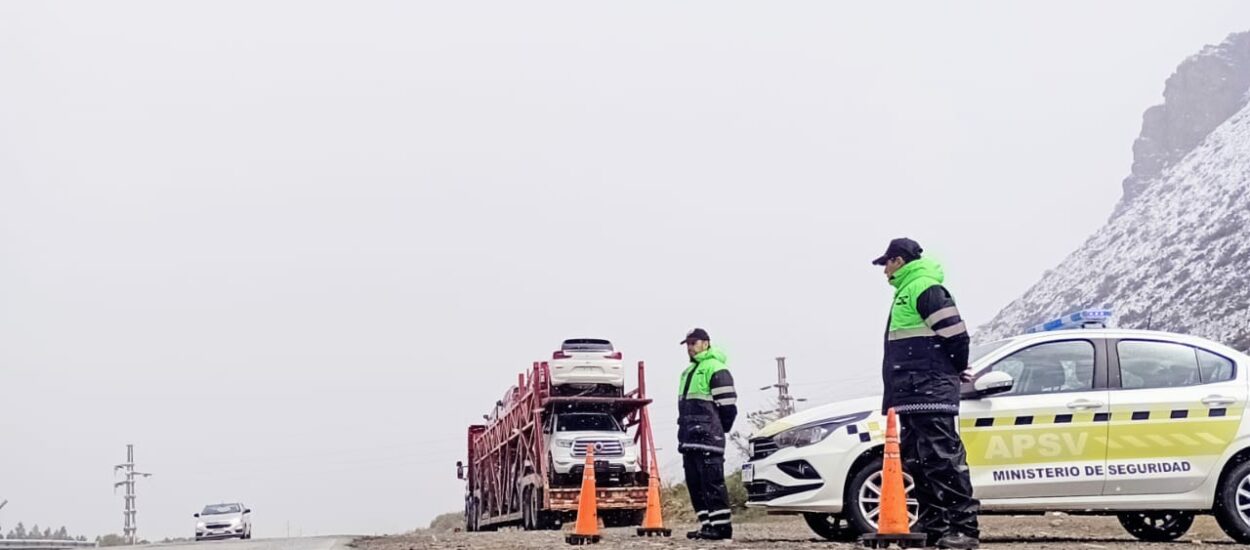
[686,525,733,541]
[936,533,979,549]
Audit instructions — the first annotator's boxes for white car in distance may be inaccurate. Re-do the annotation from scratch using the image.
[194,502,252,540]
[549,338,624,396]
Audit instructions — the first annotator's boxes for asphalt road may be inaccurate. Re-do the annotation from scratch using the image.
[148,538,356,550]
[357,515,1242,549]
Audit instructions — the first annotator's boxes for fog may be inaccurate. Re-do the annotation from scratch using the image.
[2,0,1248,540]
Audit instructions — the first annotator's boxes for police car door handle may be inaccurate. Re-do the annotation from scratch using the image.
[1201,395,1236,407]
[1066,399,1104,410]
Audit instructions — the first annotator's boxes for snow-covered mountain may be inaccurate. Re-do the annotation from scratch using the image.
[977,32,1250,352]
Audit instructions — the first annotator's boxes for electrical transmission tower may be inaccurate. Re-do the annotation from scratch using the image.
[747,356,809,431]
[761,357,801,417]
[113,444,152,545]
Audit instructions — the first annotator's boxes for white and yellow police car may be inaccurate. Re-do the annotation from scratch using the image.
[744,318,1250,543]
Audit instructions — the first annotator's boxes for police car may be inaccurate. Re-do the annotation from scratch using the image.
[744,311,1250,543]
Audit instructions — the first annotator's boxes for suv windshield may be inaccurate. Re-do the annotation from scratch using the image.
[557,413,622,432]
[202,504,241,515]
[562,339,614,353]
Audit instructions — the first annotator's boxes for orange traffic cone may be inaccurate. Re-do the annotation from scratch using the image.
[861,408,926,548]
[635,443,671,537]
[565,447,601,545]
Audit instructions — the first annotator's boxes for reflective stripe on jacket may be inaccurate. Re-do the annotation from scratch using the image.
[882,257,970,415]
[678,347,738,454]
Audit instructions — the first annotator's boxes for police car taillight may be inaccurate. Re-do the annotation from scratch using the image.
[1026,308,1114,333]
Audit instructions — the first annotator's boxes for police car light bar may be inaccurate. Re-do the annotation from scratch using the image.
[1025,308,1113,333]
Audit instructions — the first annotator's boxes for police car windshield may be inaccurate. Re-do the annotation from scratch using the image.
[557,413,622,432]
[970,339,1013,365]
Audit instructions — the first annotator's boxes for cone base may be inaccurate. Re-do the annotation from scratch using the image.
[635,527,672,537]
[564,534,601,545]
[860,532,928,548]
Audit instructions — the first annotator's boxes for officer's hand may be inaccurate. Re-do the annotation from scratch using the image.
[960,370,974,383]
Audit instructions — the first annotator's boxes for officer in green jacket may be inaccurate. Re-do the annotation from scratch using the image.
[873,238,980,549]
[678,328,738,541]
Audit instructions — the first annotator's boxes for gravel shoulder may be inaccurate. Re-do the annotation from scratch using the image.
[354,515,1239,549]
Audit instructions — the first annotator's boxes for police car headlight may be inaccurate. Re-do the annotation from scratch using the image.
[773,412,870,450]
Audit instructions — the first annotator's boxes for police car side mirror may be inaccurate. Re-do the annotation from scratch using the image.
[962,371,1014,399]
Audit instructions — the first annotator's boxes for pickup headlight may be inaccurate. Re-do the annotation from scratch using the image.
[555,439,574,448]
[773,412,870,450]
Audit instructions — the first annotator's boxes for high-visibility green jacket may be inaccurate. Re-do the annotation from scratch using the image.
[678,347,738,454]
[882,257,970,415]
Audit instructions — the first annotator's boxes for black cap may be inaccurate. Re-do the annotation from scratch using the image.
[871,238,923,266]
[680,328,711,345]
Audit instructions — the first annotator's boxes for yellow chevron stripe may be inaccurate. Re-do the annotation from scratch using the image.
[1146,435,1174,447]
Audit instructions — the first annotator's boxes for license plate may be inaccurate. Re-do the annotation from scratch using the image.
[741,464,754,483]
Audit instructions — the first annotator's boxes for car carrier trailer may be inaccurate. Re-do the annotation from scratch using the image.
[457,360,658,531]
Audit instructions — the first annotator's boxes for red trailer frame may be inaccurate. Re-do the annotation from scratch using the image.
[461,361,658,531]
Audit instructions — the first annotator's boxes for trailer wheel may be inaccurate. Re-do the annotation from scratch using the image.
[522,488,538,530]
[520,491,531,530]
[465,499,479,532]
[524,488,558,530]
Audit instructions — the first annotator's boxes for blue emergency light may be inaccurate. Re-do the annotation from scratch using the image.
[1025,308,1114,333]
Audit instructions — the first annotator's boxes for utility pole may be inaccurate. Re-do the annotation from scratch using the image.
[113,444,153,545]
[769,357,796,417]
[756,356,807,422]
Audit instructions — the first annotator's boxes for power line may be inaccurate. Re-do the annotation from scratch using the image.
[113,444,152,545]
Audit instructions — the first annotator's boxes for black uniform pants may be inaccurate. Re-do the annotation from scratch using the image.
[899,413,980,539]
[682,451,731,529]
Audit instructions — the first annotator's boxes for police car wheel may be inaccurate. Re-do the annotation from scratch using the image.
[1214,459,1250,544]
[844,464,919,535]
[802,512,858,542]
[1115,511,1194,542]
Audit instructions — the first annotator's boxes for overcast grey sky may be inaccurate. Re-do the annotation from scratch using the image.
[3,0,1249,540]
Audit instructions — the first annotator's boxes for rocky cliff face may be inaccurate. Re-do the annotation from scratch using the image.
[1118,32,1250,212]
[978,32,1250,352]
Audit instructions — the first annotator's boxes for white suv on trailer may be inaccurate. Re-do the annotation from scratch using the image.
[744,329,1250,544]
[544,411,641,486]
[548,338,625,396]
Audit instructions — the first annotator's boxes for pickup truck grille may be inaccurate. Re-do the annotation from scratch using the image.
[571,440,624,457]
